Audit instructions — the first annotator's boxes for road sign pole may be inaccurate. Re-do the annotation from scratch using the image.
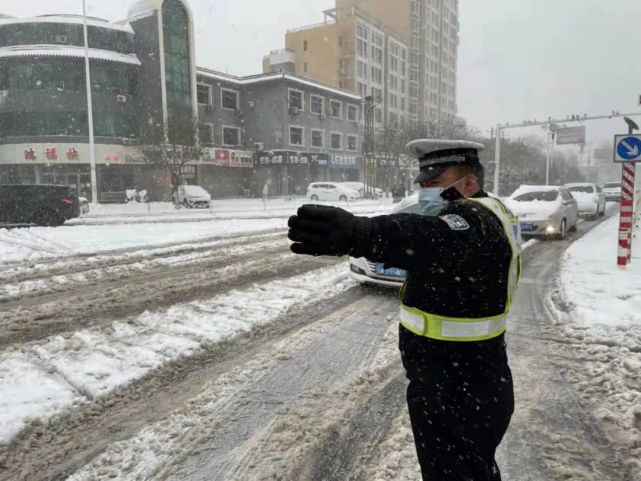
[618,162,636,267]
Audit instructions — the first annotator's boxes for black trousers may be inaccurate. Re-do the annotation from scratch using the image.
[399,326,514,481]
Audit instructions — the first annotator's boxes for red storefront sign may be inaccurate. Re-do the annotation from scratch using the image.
[24,148,37,161]
[66,148,79,160]
[45,147,58,161]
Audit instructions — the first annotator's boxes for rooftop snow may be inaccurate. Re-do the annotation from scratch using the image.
[196,69,362,101]
[0,45,141,66]
[0,15,134,34]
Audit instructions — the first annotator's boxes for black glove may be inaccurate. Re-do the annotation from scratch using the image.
[288,204,369,256]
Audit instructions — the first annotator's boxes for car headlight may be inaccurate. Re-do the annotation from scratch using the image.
[350,264,366,275]
[545,225,556,234]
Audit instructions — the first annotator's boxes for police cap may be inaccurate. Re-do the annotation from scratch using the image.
[406,139,485,184]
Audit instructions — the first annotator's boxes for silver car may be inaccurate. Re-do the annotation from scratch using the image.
[505,185,579,239]
[564,182,606,218]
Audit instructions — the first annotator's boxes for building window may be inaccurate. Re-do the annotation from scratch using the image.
[357,82,367,97]
[338,35,343,47]
[371,87,382,102]
[310,95,324,114]
[199,123,214,145]
[347,105,358,122]
[221,88,239,110]
[311,129,324,148]
[371,66,382,84]
[290,126,304,146]
[197,84,211,105]
[222,126,240,146]
[389,94,398,110]
[330,132,342,150]
[289,88,304,110]
[357,38,368,58]
[304,40,308,51]
[374,108,382,123]
[347,135,358,151]
[329,100,342,118]
[357,60,368,79]
[304,62,308,73]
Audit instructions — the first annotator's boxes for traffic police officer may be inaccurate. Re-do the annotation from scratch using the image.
[288,140,521,481]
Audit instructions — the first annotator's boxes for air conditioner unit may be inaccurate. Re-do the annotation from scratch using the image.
[205,104,214,111]
[289,106,300,115]
[54,34,67,43]
[254,142,264,151]
[116,94,127,103]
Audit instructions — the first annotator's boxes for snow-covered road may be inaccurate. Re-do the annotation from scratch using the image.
[0,204,637,481]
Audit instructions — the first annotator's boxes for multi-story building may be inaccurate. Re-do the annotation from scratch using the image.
[0,0,362,200]
[195,69,363,197]
[267,0,459,126]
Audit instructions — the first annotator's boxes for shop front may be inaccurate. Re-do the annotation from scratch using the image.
[329,154,361,182]
[255,151,330,196]
[198,148,255,198]
[0,142,141,202]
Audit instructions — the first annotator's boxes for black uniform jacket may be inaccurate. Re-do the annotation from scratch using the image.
[350,191,513,363]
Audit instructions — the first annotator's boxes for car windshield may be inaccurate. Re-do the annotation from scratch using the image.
[567,185,594,193]
[183,185,208,196]
[513,191,559,202]
[2,1,638,479]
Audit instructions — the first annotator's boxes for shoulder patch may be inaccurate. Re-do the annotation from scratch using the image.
[438,214,470,231]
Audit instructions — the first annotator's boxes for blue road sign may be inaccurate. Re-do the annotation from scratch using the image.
[614,135,641,162]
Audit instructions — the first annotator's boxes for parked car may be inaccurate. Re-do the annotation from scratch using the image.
[564,182,605,218]
[0,184,80,226]
[78,196,90,215]
[504,185,578,239]
[602,181,622,202]
[174,185,211,208]
[348,193,419,287]
[340,182,383,199]
[306,182,359,202]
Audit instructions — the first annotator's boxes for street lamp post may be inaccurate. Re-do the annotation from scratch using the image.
[492,124,502,196]
[82,0,98,204]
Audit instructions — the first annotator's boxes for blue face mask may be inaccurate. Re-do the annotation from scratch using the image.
[418,187,446,216]
[417,176,469,216]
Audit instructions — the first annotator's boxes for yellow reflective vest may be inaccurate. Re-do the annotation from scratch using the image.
[400,196,522,342]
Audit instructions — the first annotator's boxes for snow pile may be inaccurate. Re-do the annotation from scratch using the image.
[0,217,286,264]
[560,216,641,327]
[557,214,641,476]
[0,264,355,445]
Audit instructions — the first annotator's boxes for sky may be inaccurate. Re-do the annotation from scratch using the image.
[2,0,641,149]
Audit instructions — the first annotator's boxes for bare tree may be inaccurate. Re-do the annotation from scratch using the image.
[134,116,202,199]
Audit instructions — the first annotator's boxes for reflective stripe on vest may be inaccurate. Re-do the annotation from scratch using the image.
[399,196,521,342]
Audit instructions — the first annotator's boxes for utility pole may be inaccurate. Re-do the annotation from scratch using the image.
[492,124,502,195]
[363,96,375,198]
[83,0,98,204]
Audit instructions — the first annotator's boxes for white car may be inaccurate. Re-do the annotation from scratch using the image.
[505,185,578,239]
[602,181,622,202]
[78,196,90,215]
[348,193,419,287]
[306,182,359,202]
[340,182,383,199]
[564,182,606,218]
[174,185,212,208]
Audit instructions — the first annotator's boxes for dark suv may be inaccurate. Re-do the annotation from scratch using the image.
[0,184,81,226]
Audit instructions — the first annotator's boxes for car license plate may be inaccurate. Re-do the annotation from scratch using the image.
[520,223,534,232]
[374,263,406,278]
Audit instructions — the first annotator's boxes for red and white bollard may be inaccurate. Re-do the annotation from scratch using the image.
[618,163,636,267]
